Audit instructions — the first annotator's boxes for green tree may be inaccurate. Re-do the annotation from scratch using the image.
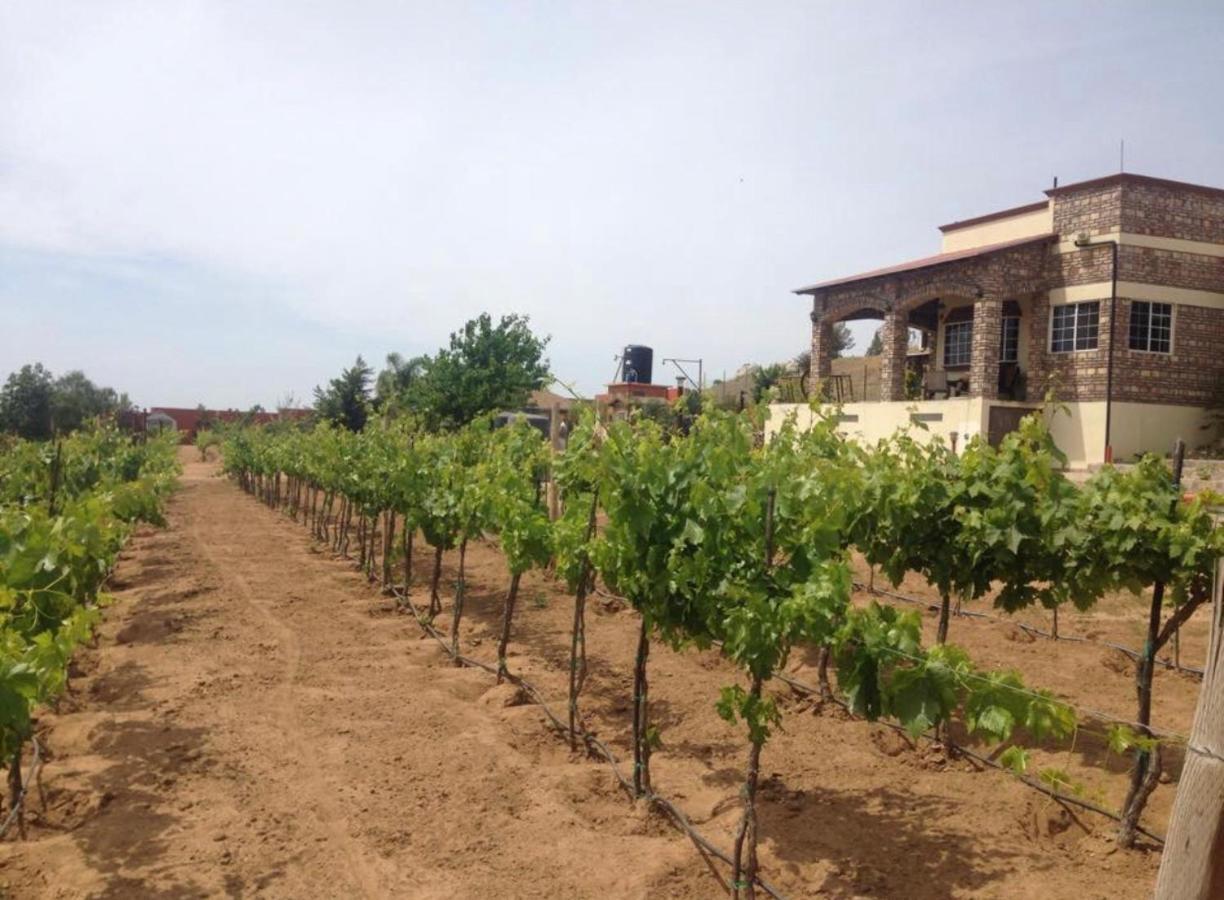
[374,352,431,416]
[865,328,883,356]
[313,357,373,432]
[415,314,550,429]
[49,371,128,433]
[751,363,789,403]
[0,364,54,440]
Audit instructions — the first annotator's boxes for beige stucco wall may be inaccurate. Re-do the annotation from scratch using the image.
[1107,402,1213,461]
[940,204,1053,253]
[768,400,1213,468]
[767,398,987,449]
[1042,402,1211,465]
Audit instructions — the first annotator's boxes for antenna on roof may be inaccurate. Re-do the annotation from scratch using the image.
[1052,175,1058,189]
[1120,138,1125,173]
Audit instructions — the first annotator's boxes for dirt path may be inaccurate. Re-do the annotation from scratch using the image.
[0,453,705,899]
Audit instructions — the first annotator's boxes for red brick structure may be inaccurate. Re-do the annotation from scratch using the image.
[792,173,1224,462]
[147,407,313,442]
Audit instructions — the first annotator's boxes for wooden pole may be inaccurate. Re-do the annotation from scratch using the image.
[1154,554,1224,899]
[547,404,561,521]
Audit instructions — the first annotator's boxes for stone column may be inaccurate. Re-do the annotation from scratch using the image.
[969,295,1002,400]
[879,308,908,401]
[809,313,833,394]
[1026,292,1049,402]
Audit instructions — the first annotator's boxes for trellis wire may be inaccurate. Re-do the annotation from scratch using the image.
[856,581,1206,678]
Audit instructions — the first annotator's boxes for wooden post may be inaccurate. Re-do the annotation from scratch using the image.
[1155,555,1224,899]
[547,404,561,521]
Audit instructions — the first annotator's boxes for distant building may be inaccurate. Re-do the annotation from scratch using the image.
[144,407,313,442]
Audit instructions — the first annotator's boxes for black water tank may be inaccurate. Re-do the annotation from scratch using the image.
[622,345,653,384]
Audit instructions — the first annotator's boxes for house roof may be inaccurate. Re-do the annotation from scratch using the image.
[938,200,1049,233]
[793,233,1056,295]
[1044,172,1224,199]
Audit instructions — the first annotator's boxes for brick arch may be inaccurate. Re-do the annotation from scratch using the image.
[895,279,984,313]
[810,285,896,326]
[811,298,890,328]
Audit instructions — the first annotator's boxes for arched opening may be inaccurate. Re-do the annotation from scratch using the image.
[813,304,930,402]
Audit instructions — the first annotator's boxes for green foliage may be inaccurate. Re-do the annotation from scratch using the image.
[1106,723,1159,756]
[50,371,131,434]
[751,363,789,404]
[834,602,1077,744]
[552,411,602,594]
[215,401,1221,815]
[0,364,132,439]
[313,356,373,432]
[484,421,551,575]
[1065,454,1223,609]
[195,428,221,461]
[595,406,855,749]
[0,427,176,767]
[998,745,1029,775]
[717,684,781,745]
[374,353,430,418]
[412,313,550,431]
[865,329,883,357]
[0,364,54,440]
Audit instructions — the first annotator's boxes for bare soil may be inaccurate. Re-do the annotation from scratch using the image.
[1,448,1200,898]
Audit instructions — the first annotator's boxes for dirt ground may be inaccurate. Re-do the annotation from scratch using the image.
[1,447,1203,898]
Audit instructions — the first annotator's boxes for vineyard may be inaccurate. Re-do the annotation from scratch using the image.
[205,406,1221,898]
[0,405,1218,896]
[0,428,178,838]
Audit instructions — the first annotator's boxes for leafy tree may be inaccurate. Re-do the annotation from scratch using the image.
[313,356,373,432]
[49,371,129,433]
[866,328,883,356]
[751,363,789,403]
[0,364,54,440]
[374,352,431,417]
[415,314,550,430]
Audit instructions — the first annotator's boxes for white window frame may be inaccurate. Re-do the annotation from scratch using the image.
[1049,301,1101,353]
[999,315,1020,363]
[943,320,973,368]
[1127,301,1173,354]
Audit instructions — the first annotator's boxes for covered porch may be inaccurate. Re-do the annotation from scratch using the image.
[797,234,1055,403]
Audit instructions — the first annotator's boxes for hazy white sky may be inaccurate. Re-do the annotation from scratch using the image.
[3,1,1223,408]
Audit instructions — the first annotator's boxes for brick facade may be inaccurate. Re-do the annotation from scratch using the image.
[799,173,1224,409]
[1120,180,1224,243]
[1111,299,1224,406]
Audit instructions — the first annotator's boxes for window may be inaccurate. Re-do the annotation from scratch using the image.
[1050,301,1100,352]
[1128,301,1172,353]
[999,316,1020,363]
[944,321,972,367]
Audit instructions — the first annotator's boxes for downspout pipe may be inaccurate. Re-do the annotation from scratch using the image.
[1073,235,1119,464]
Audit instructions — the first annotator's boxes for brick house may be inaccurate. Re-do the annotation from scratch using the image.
[772,173,1224,466]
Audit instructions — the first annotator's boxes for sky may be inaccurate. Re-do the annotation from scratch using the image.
[2,1,1223,409]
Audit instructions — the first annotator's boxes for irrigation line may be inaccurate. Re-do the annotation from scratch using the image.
[856,581,1206,678]
[770,670,1167,845]
[384,583,787,900]
[0,737,44,841]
